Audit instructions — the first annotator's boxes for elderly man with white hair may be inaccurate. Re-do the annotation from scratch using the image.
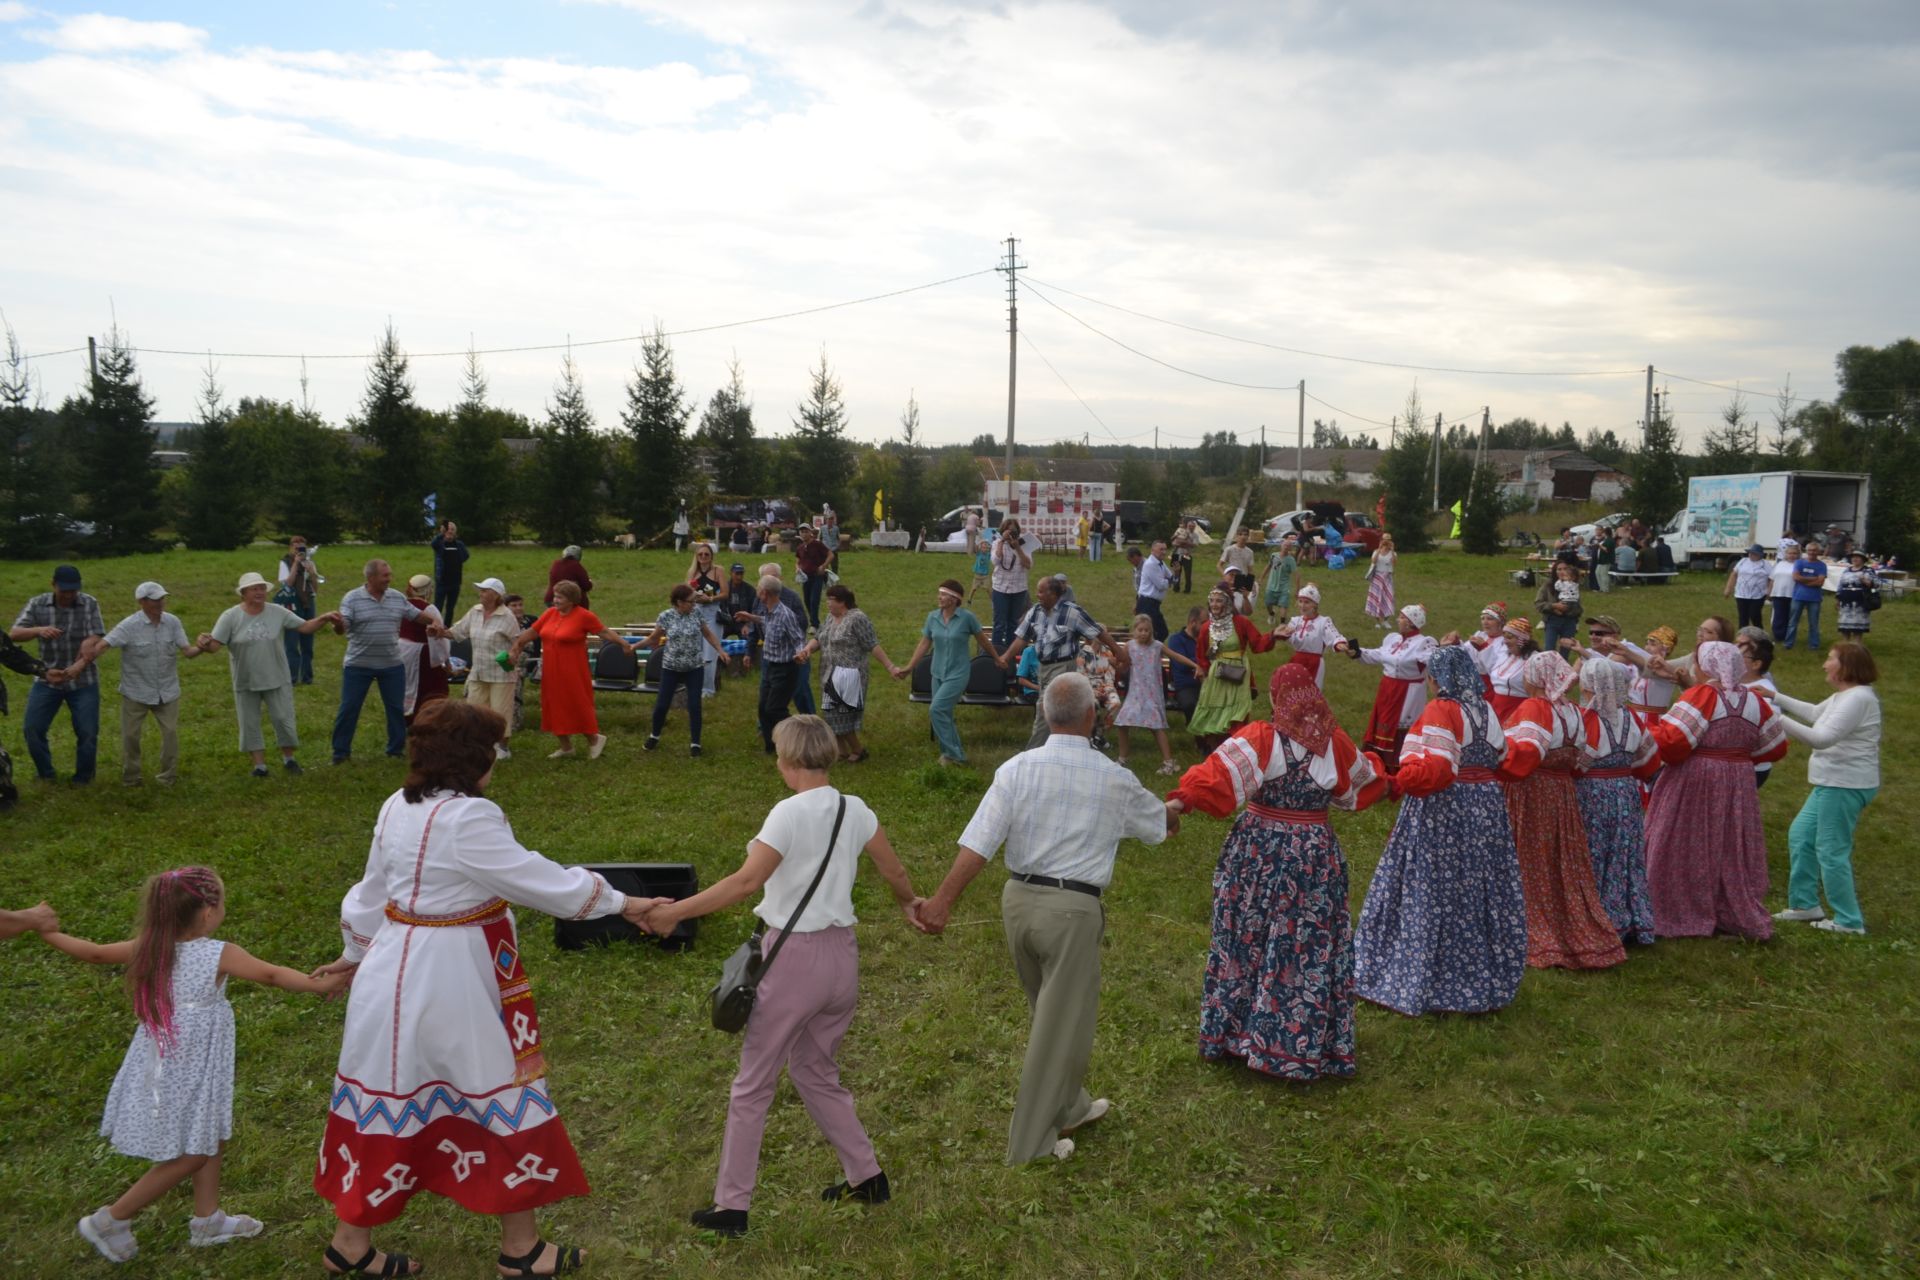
[86,581,209,787]
[998,575,1125,751]
[734,573,809,752]
[1349,602,1436,770]
[915,673,1177,1164]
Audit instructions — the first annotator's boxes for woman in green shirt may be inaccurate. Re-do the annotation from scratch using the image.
[897,579,1003,765]
[197,572,340,776]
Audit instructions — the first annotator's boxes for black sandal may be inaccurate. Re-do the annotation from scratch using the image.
[497,1240,584,1276]
[323,1244,422,1277]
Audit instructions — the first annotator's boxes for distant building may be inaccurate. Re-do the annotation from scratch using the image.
[1259,447,1384,487]
[1259,446,1627,504]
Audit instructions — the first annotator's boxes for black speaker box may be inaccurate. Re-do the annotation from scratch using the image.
[554,862,699,952]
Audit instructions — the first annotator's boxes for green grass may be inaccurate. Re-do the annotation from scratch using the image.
[3,545,1915,1279]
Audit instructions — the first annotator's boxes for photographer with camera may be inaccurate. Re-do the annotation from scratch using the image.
[276,536,322,685]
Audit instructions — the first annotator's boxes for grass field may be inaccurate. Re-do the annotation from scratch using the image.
[3,543,1915,1279]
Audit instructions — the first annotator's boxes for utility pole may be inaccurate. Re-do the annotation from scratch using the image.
[1389,415,1397,449]
[1295,380,1305,510]
[998,236,1024,514]
[1153,425,1158,462]
[1476,405,1490,477]
[1644,364,1654,436]
[1430,412,1444,510]
[87,335,100,399]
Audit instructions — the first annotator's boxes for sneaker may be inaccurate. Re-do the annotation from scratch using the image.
[548,748,576,759]
[283,759,303,775]
[642,735,660,752]
[187,1209,263,1246]
[1062,1097,1110,1134]
[250,765,269,779]
[1810,919,1866,936]
[588,733,608,760]
[78,1207,136,1263]
[1051,1137,1075,1161]
[689,743,702,758]
[689,1206,748,1238]
[821,1170,890,1204]
[1773,907,1827,922]
[1157,759,1181,776]
[331,755,349,766]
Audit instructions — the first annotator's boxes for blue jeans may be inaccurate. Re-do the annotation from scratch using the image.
[991,589,1029,651]
[1784,597,1822,650]
[332,664,407,760]
[1543,613,1579,652]
[23,680,100,781]
[1089,537,1104,562]
[284,600,315,683]
[650,665,704,744]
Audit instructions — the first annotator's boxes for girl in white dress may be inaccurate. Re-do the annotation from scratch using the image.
[38,866,349,1264]
[1112,613,1201,775]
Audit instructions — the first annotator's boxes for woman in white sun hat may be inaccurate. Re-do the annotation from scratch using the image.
[449,577,524,759]
[197,572,341,778]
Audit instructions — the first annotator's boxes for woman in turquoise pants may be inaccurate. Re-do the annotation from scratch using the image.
[1765,642,1882,936]
[897,579,1003,765]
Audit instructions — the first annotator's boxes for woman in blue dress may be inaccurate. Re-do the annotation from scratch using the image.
[1353,644,1529,1016]
[1573,658,1659,945]
[1167,666,1385,1080]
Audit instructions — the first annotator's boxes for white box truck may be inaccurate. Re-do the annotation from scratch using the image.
[1660,471,1870,568]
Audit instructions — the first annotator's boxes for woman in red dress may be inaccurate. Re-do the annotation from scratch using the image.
[507,580,636,760]
[1642,640,1788,938]
[1498,651,1628,971]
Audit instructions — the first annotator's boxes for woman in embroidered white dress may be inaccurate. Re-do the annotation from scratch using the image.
[311,699,657,1279]
[1278,584,1348,689]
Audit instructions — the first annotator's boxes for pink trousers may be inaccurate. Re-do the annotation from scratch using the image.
[714,925,880,1210]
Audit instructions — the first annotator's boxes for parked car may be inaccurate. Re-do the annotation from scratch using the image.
[1567,512,1632,541]
[1262,508,1382,553]
[931,505,998,541]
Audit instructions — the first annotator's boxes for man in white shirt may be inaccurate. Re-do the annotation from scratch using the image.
[915,675,1176,1164]
[1134,540,1175,640]
[88,582,208,786]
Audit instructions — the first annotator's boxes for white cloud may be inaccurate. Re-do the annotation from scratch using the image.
[0,3,37,24]
[28,12,206,52]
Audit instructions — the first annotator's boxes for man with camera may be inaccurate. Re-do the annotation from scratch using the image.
[277,536,322,684]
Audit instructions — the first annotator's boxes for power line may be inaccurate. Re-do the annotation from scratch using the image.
[1301,391,1394,429]
[1017,330,1132,446]
[1023,275,1645,378]
[17,268,1000,363]
[1017,279,1302,393]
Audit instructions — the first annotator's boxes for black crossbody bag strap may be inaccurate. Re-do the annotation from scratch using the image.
[757,795,847,979]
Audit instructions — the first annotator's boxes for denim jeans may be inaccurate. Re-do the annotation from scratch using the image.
[1770,596,1792,642]
[23,680,100,781]
[1543,613,1579,652]
[1088,537,1103,563]
[1784,597,1822,650]
[651,665,705,744]
[990,589,1029,651]
[284,599,315,684]
[332,663,407,760]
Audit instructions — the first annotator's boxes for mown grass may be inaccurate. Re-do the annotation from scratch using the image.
[2,544,1915,1279]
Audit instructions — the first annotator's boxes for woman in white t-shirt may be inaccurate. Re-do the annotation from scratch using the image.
[1724,544,1773,632]
[1767,543,1800,640]
[638,715,923,1239]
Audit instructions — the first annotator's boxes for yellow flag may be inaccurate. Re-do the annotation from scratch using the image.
[872,490,884,521]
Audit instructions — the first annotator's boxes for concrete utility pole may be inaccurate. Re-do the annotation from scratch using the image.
[1295,381,1305,510]
[998,236,1024,512]
[87,335,100,398]
[1476,405,1490,477]
[1644,364,1655,436]
[1430,412,1444,510]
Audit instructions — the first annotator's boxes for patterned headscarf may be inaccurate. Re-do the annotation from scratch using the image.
[1579,655,1631,723]
[1524,650,1577,703]
[1296,583,1321,605]
[1696,639,1746,699]
[1481,601,1507,623]
[1646,625,1678,651]
[1269,664,1335,756]
[1400,603,1427,630]
[1427,644,1488,716]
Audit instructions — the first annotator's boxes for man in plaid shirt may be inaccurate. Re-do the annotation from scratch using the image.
[9,564,105,785]
[735,575,808,753]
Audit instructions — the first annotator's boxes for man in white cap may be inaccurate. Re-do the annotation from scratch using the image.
[448,576,523,758]
[1348,602,1434,769]
[86,582,208,787]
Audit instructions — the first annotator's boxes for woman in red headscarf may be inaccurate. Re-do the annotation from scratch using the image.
[1642,640,1788,938]
[1166,667,1385,1081]
[1499,652,1627,970]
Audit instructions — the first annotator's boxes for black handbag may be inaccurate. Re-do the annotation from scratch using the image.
[1866,583,1884,612]
[709,796,847,1033]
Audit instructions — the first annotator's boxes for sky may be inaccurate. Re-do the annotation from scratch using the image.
[2,1,1916,453]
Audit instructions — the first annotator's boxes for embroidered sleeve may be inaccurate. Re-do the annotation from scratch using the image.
[1395,702,1464,797]
[1330,731,1385,811]
[1497,699,1552,781]
[1752,701,1789,763]
[1169,722,1275,817]
[1650,686,1716,764]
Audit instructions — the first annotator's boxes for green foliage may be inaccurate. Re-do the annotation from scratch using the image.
[69,328,164,553]
[1798,338,1920,559]
[1700,391,1763,475]
[619,324,691,536]
[178,365,255,550]
[1377,427,1435,552]
[1459,463,1507,555]
[927,449,986,515]
[1630,405,1688,526]
[434,350,520,543]
[787,349,854,515]
[351,324,433,542]
[696,357,759,494]
[226,397,351,544]
[888,394,933,534]
[526,355,606,546]
[0,323,75,557]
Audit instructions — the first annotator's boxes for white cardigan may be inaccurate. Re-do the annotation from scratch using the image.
[1774,685,1880,789]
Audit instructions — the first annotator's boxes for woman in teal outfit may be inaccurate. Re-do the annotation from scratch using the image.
[897,578,1003,765]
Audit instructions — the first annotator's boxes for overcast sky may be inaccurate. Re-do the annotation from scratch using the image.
[2,1,1915,451]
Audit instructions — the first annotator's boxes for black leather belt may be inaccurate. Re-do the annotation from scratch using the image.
[1010,872,1103,898]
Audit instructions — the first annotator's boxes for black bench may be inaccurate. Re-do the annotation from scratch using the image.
[908,653,1023,708]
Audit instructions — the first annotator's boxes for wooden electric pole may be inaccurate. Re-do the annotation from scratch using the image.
[998,237,1024,512]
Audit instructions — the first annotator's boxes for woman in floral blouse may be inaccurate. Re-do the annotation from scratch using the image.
[639,584,726,757]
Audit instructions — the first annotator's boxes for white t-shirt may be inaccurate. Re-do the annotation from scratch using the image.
[1733,557,1772,599]
[1767,559,1798,598]
[751,787,880,933]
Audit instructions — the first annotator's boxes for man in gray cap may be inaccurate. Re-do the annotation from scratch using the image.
[88,582,208,786]
[8,565,105,785]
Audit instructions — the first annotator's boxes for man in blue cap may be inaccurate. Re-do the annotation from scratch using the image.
[8,565,105,784]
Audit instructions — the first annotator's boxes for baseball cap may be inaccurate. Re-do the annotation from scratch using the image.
[133,581,168,601]
[472,576,507,595]
[52,564,81,588]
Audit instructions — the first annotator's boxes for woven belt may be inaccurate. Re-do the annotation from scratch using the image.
[1456,767,1499,783]
[1628,702,1666,715]
[1009,872,1103,898]
[1695,748,1754,762]
[1246,802,1328,825]
[1583,767,1637,779]
[1541,764,1577,775]
[385,897,509,927]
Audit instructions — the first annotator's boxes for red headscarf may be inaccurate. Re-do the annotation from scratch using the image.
[1269,664,1335,756]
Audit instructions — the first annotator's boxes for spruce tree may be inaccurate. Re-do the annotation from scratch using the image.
[179,362,256,549]
[698,357,759,493]
[0,322,74,556]
[1459,464,1506,555]
[789,349,854,516]
[619,324,690,535]
[892,392,931,533]
[353,323,434,542]
[1631,400,1687,526]
[72,327,163,552]
[528,355,605,546]
[436,348,518,543]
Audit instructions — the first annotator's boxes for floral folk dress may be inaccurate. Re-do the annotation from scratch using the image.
[1574,708,1658,945]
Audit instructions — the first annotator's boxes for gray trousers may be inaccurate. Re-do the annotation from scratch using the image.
[1025,659,1079,749]
[235,685,299,753]
[121,695,181,785]
[1002,878,1105,1164]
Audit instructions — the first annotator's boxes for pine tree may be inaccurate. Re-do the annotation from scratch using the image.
[0,321,75,556]
[1459,464,1506,555]
[1700,390,1760,474]
[789,349,854,516]
[619,324,690,536]
[435,348,518,543]
[71,327,163,553]
[228,396,351,544]
[353,323,434,542]
[1376,386,1433,551]
[1630,396,1687,526]
[528,355,605,547]
[698,357,759,493]
[179,361,256,549]
[891,392,931,533]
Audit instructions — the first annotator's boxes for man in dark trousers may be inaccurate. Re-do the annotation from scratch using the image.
[430,520,470,620]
